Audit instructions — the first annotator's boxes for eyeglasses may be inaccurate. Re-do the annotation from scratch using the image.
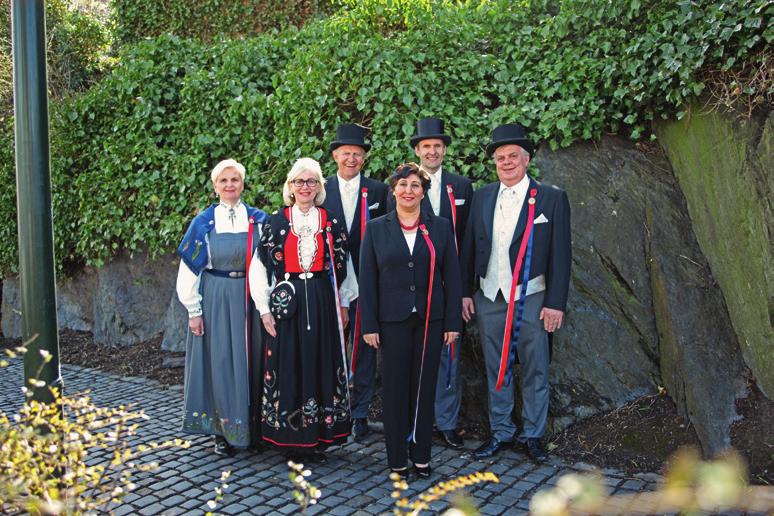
[292,178,320,188]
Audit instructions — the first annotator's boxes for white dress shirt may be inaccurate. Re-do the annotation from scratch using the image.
[426,167,443,216]
[481,175,530,301]
[338,173,361,232]
[249,205,358,315]
[338,173,361,294]
[176,201,253,318]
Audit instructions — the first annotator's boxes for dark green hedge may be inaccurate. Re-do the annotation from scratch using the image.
[111,0,334,44]
[0,0,770,276]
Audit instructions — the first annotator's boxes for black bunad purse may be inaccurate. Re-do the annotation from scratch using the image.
[269,280,297,319]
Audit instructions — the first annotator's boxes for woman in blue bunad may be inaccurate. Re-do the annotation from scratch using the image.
[248,157,357,463]
[176,159,268,456]
[359,162,462,479]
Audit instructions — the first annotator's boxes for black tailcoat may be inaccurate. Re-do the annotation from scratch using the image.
[359,210,463,334]
[460,177,571,311]
[323,175,389,277]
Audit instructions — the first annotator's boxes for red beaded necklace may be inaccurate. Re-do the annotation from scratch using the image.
[398,217,420,231]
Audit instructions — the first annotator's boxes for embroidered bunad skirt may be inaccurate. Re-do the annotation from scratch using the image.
[261,274,351,449]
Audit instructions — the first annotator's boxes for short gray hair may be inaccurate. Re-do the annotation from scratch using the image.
[282,157,327,206]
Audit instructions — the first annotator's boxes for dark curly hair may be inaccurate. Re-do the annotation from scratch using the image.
[387,162,430,193]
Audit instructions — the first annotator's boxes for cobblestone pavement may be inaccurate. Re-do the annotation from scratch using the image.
[0,361,665,515]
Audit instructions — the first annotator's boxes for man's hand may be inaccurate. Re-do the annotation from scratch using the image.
[363,333,380,348]
[462,297,475,322]
[261,313,277,337]
[539,307,564,333]
[341,307,349,329]
[444,332,459,346]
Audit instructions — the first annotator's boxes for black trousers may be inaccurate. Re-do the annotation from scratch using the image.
[349,300,378,420]
[380,314,443,469]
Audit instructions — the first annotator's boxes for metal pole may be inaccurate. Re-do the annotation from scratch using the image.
[12,0,61,403]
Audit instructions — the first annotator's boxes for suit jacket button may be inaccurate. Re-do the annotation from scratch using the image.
[409,285,416,292]
[408,261,414,268]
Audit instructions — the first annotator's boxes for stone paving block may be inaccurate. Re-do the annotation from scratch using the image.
[326,505,357,515]
[111,503,137,516]
[138,502,166,515]
[219,502,248,514]
[160,494,188,507]
[132,495,159,509]
[480,502,509,515]
[180,497,206,510]
[363,503,392,515]
[523,471,550,483]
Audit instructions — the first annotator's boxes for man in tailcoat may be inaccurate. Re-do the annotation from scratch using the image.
[410,117,473,449]
[322,123,389,441]
[460,123,571,461]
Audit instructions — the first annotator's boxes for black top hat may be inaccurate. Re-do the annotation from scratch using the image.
[485,123,535,157]
[330,123,371,152]
[410,117,452,147]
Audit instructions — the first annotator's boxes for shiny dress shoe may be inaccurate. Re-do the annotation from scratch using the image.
[389,467,409,480]
[523,438,548,462]
[439,429,464,449]
[472,437,512,459]
[413,464,432,479]
[309,451,328,464]
[352,418,370,441]
[213,436,234,457]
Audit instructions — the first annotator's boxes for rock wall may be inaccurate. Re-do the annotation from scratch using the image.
[1,251,182,349]
[2,131,754,456]
[538,137,746,455]
[655,106,773,399]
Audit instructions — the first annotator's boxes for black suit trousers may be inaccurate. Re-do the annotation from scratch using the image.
[380,314,443,468]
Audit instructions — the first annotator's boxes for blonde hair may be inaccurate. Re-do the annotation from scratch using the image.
[282,157,327,206]
[210,159,246,183]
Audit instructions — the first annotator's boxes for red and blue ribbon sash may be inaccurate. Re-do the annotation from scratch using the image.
[326,223,351,403]
[446,184,458,254]
[408,224,436,443]
[444,184,458,389]
[495,188,537,391]
[245,217,255,385]
[350,187,370,380]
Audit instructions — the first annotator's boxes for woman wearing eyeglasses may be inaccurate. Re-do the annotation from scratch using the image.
[248,157,357,462]
[359,162,462,479]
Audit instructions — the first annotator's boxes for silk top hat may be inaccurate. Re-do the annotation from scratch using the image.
[330,123,371,152]
[486,123,535,157]
[410,117,452,147]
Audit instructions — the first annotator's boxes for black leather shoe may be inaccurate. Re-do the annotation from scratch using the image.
[413,464,432,479]
[389,468,409,480]
[439,429,464,449]
[523,438,548,462]
[472,437,512,459]
[213,437,234,457]
[352,418,370,441]
[309,451,328,464]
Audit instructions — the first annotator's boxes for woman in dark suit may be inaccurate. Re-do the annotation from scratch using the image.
[359,162,462,478]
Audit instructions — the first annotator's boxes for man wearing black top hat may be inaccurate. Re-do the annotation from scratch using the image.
[408,117,473,450]
[460,123,571,461]
[322,123,389,441]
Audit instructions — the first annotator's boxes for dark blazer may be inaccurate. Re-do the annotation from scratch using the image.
[323,174,389,277]
[460,177,571,311]
[387,169,474,248]
[359,210,463,334]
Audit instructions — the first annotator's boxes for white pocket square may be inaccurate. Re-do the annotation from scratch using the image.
[454,199,466,205]
[534,213,549,224]
[368,202,380,210]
